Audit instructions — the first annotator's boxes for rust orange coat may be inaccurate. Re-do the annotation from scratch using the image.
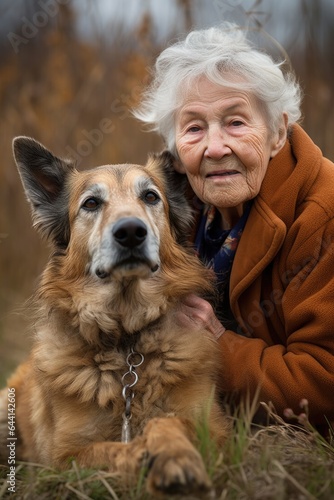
[217,124,334,430]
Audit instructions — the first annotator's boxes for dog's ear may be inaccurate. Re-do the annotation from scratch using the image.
[12,136,76,247]
[147,151,193,244]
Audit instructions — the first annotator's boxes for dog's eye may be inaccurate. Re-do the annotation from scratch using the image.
[143,190,160,205]
[82,197,101,211]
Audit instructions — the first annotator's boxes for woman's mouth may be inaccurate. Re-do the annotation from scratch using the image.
[206,170,240,178]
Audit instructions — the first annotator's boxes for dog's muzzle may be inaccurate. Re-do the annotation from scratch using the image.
[95,217,160,280]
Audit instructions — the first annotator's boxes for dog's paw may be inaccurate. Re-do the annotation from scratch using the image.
[146,449,211,496]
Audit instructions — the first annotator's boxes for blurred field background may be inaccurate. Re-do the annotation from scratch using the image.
[0,0,334,383]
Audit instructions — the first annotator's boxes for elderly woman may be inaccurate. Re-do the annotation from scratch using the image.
[135,24,334,434]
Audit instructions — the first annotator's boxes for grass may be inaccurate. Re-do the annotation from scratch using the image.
[1,407,333,500]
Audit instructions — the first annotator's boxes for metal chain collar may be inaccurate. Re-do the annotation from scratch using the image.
[121,347,144,443]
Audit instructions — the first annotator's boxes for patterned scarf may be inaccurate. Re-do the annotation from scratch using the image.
[194,202,252,294]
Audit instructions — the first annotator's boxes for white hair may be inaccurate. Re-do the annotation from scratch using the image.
[134,23,302,154]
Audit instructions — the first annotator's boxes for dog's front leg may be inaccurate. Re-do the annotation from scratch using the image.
[65,437,147,478]
[143,416,211,496]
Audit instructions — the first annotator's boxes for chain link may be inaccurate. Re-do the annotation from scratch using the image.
[121,347,144,443]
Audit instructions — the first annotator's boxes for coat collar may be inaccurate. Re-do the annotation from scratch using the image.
[229,198,286,318]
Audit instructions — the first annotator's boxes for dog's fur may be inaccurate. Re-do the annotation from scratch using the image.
[0,138,229,496]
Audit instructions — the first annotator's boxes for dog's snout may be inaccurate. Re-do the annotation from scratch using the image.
[112,217,148,248]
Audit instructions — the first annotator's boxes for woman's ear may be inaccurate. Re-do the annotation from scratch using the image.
[270,113,288,159]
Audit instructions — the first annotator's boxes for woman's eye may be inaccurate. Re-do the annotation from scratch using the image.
[144,190,160,205]
[231,120,244,127]
[82,197,100,211]
[187,126,201,133]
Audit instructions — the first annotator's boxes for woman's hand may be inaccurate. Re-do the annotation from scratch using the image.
[175,293,226,340]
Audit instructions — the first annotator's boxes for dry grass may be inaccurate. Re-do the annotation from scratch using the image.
[1,407,333,500]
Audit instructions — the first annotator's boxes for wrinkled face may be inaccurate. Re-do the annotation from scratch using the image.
[67,165,167,281]
[175,78,286,217]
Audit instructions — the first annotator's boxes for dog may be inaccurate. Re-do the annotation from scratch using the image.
[0,137,229,496]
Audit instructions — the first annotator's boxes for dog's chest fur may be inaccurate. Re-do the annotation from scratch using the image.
[32,310,217,442]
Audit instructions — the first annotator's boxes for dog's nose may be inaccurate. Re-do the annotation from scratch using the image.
[112,217,148,248]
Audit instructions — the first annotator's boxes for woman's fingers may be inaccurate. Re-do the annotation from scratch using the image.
[175,294,226,339]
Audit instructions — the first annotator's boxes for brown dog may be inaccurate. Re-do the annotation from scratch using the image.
[0,138,229,496]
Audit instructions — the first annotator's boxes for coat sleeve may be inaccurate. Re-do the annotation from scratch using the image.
[217,218,334,426]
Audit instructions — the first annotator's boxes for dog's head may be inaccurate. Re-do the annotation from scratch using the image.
[13,137,193,283]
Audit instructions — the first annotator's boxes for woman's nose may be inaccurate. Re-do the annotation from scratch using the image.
[204,127,232,159]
